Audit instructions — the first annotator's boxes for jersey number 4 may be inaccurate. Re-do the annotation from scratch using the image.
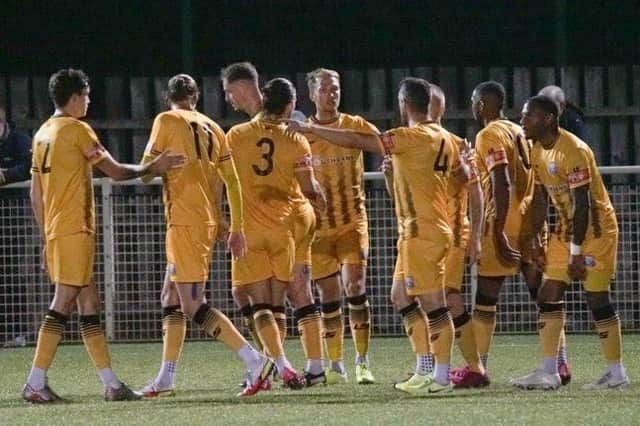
[434,139,449,174]
[252,138,275,176]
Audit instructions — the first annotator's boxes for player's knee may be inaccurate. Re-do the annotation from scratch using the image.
[161,284,180,307]
[232,286,249,306]
[445,288,465,317]
[288,283,313,308]
[390,284,411,309]
[343,265,365,296]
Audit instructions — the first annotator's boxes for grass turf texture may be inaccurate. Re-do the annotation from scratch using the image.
[1,335,639,425]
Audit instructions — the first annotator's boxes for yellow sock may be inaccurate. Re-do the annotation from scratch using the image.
[194,304,246,352]
[348,294,371,358]
[296,304,323,360]
[321,301,344,362]
[453,311,483,373]
[79,315,111,370]
[241,304,263,351]
[427,308,454,364]
[538,303,565,358]
[400,302,430,355]
[33,310,67,370]
[472,304,497,360]
[252,305,284,359]
[273,306,287,344]
[162,306,187,362]
[594,309,622,362]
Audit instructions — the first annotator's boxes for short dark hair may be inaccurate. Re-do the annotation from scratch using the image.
[48,68,89,108]
[167,74,199,104]
[399,77,431,113]
[221,62,259,83]
[527,95,560,117]
[474,81,506,108]
[262,78,296,115]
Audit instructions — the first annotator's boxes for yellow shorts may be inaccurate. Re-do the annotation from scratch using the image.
[477,230,534,277]
[393,235,450,297]
[544,233,618,292]
[166,225,217,283]
[46,232,95,286]
[232,224,294,286]
[293,203,316,266]
[311,221,368,280]
[444,244,467,291]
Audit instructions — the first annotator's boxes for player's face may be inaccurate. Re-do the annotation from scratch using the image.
[520,102,547,141]
[223,80,248,112]
[312,76,340,113]
[471,90,482,123]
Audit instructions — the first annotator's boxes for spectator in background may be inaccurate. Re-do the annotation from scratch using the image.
[538,86,585,139]
[0,106,32,186]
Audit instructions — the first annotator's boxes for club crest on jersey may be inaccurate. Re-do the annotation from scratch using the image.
[584,255,596,267]
[404,276,415,289]
[548,161,558,175]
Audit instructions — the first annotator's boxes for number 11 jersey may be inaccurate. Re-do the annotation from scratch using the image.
[226,118,312,230]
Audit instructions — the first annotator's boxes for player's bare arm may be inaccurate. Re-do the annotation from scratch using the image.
[97,150,185,181]
[530,183,549,271]
[285,119,382,154]
[295,168,327,214]
[467,178,484,265]
[380,155,394,200]
[491,163,521,265]
[568,184,590,280]
[29,173,47,271]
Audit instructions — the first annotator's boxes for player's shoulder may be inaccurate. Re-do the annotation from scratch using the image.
[558,128,593,157]
[340,112,369,126]
[153,110,186,128]
[227,120,254,137]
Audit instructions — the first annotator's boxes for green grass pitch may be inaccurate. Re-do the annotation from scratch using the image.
[1,335,639,425]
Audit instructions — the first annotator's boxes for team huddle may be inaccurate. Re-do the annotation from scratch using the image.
[21,63,629,403]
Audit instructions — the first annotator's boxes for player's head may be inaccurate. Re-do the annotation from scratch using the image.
[48,68,90,118]
[520,95,560,141]
[538,85,566,115]
[221,62,260,113]
[471,81,505,123]
[307,68,340,115]
[262,78,296,118]
[428,83,446,123]
[167,74,199,108]
[398,77,430,124]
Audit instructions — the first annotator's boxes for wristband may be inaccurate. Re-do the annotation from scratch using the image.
[570,243,582,256]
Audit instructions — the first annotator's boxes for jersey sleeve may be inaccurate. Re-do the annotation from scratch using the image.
[213,124,232,165]
[293,135,313,172]
[565,145,593,189]
[76,123,108,166]
[476,128,508,172]
[380,127,411,155]
[142,114,173,164]
[352,115,380,135]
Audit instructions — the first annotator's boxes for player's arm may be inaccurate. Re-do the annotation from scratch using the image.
[467,178,484,265]
[216,156,247,260]
[96,150,185,181]
[30,172,45,243]
[568,184,590,280]
[490,163,521,265]
[380,155,394,200]
[212,178,229,242]
[285,120,383,154]
[530,183,549,270]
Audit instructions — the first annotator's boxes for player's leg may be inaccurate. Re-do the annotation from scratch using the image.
[472,275,503,370]
[139,271,185,397]
[234,285,262,350]
[510,278,565,390]
[76,281,140,401]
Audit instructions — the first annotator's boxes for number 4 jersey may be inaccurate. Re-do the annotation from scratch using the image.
[31,116,108,240]
[142,109,229,226]
[475,118,534,237]
[226,117,313,230]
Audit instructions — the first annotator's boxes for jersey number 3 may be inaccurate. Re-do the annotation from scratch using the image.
[252,138,275,176]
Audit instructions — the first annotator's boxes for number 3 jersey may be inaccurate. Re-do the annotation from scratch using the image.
[475,119,534,237]
[226,117,313,230]
[380,122,460,241]
[31,116,108,240]
[142,109,228,227]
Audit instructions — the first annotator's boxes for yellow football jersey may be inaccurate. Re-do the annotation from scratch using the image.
[380,122,459,240]
[444,129,479,247]
[531,128,617,241]
[475,119,534,236]
[31,116,108,240]
[226,118,312,229]
[305,113,379,232]
[142,109,228,226]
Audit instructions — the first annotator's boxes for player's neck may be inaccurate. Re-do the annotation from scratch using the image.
[408,113,429,127]
[540,128,560,149]
[483,112,506,126]
[52,108,76,119]
[171,102,195,111]
[314,109,339,124]
[246,93,263,118]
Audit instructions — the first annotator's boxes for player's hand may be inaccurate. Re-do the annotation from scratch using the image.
[284,119,313,136]
[468,237,482,266]
[495,231,521,266]
[309,193,327,215]
[531,238,546,272]
[380,155,393,175]
[568,254,587,281]
[149,150,186,175]
[227,231,247,260]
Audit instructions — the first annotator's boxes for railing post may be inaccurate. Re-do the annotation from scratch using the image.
[101,178,116,341]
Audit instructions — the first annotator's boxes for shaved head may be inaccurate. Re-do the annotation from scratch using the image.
[428,84,445,123]
[538,85,566,114]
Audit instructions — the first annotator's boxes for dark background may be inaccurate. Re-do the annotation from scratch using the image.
[1,0,639,76]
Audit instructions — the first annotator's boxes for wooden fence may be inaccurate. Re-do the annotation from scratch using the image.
[2,66,639,170]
